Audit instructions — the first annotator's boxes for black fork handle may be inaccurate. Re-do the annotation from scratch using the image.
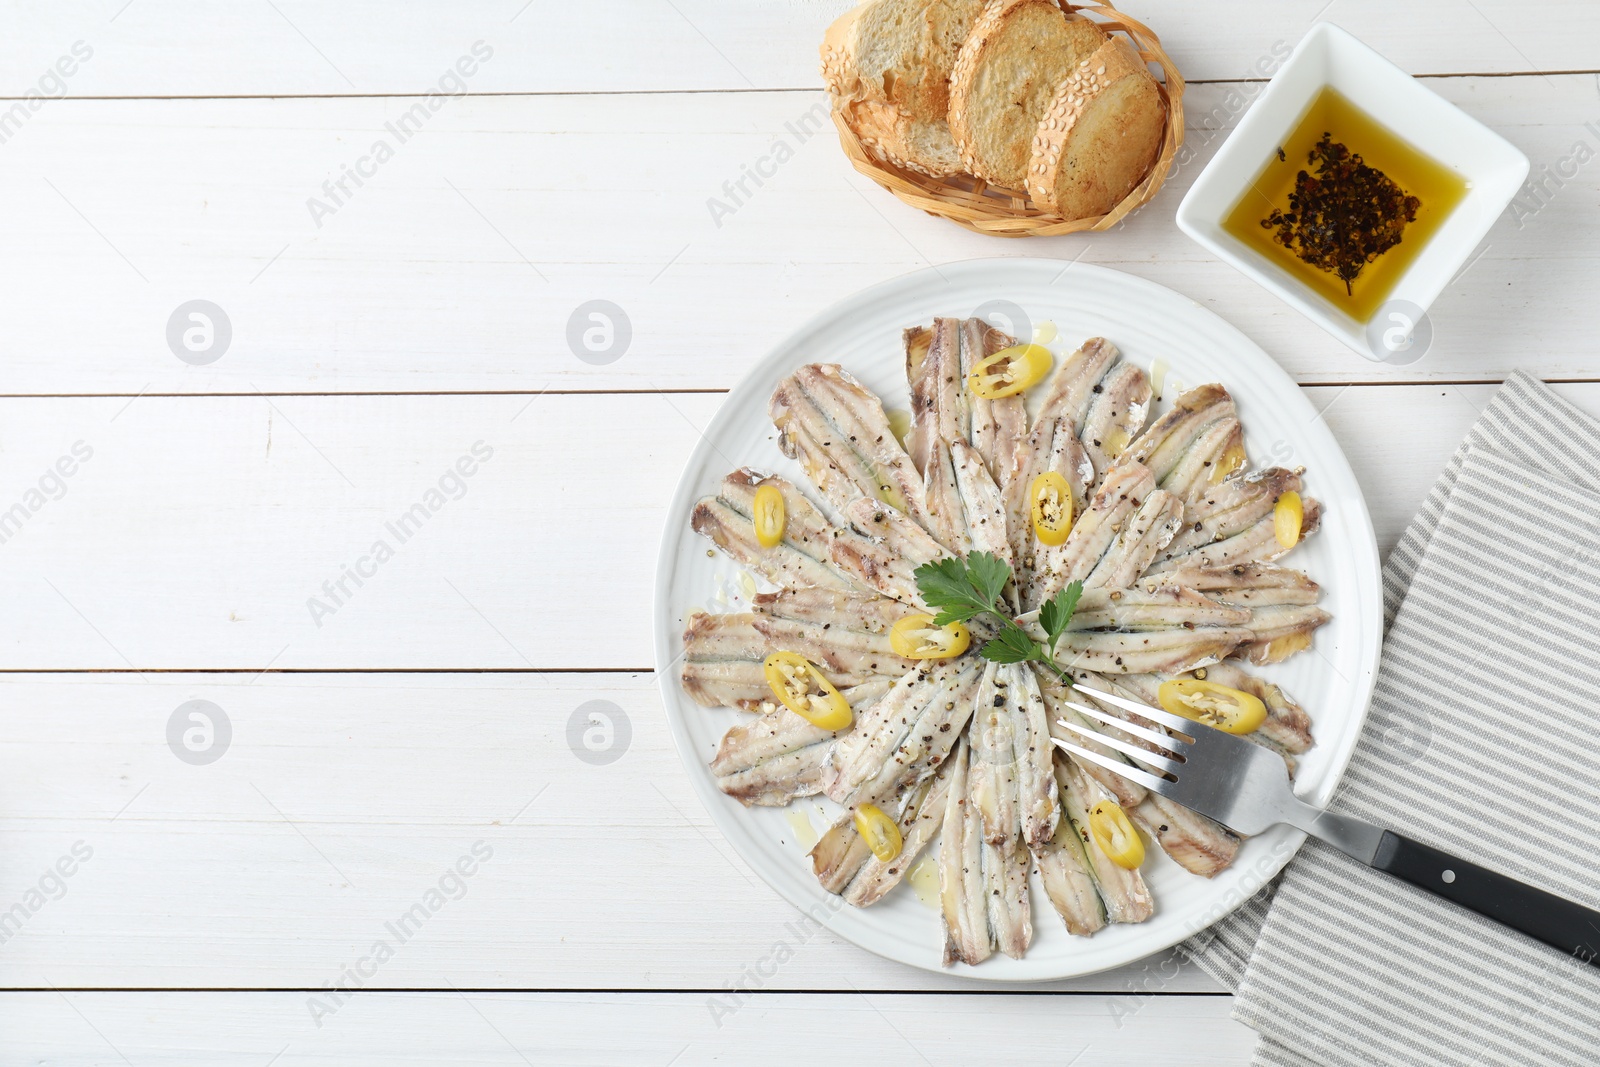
[1372,831,1600,966]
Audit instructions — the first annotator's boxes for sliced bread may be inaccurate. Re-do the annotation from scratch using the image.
[821,0,989,177]
[947,0,1106,189]
[1026,36,1166,220]
[845,96,965,176]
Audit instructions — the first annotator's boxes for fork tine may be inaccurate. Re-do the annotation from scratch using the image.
[1072,681,1198,735]
[1062,699,1188,753]
[1058,720,1182,775]
[1051,737,1169,794]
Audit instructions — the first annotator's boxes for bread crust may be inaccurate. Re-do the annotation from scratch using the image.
[1026,36,1166,219]
[846,98,962,178]
[821,0,985,178]
[820,7,863,102]
[947,0,1105,189]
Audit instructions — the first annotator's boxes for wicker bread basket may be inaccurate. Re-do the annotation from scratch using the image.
[829,1,1185,238]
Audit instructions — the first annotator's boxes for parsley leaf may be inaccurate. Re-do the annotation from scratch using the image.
[1038,580,1083,653]
[913,552,1078,678]
[981,626,1039,664]
[912,557,989,626]
[962,551,1012,608]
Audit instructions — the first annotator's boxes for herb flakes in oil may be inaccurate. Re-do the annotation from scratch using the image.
[1260,132,1420,293]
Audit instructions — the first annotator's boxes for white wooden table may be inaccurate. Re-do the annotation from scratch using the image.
[0,2,1593,1062]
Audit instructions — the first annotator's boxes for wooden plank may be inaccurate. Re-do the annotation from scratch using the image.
[0,77,1589,395]
[0,0,1588,97]
[0,392,701,670]
[0,382,1560,669]
[0,670,1226,994]
[0,991,1256,1063]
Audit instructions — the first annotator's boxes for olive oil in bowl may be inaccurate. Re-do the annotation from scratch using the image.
[1222,86,1467,323]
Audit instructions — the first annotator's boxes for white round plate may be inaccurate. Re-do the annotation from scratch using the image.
[653,258,1382,980]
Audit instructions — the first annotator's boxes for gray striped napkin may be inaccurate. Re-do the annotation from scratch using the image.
[1180,373,1600,1065]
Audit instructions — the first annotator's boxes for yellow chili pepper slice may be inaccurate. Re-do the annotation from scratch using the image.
[1157,678,1268,735]
[1029,471,1074,546]
[853,803,903,862]
[1089,800,1144,869]
[751,483,786,549]
[967,343,1053,399]
[762,651,852,731]
[1274,490,1303,549]
[888,614,971,660]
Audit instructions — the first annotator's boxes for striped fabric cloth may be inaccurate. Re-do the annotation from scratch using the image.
[1180,373,1600,1065]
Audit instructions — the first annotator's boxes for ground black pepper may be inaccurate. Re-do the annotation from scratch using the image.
[1260,132,1420,293]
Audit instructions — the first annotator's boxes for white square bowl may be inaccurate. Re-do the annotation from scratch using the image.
[1176,23,1529,362]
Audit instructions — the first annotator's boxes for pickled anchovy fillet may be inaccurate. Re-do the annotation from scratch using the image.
[1059,586,1252,632]
[1003,415,1095,607]
[923,437,970,555]
[1083,488,1183,591]
[1033,337,1120,441]
[830,497,950,608]
[968,662,1020,848]
[1033,462,1156,604]
[939,742,990,966]
[1148,563,1321,608]
[1156,468,1303,563]
[684,611,906,671]
[961,317,1028,485]
[691,470,862,594]
[1186,661,1314,755]
[711,679,892,805]
[940,742,1032,965]
[717,468,842,550]
[1080,361,1152,480]
[906,317,1024,488]
[771,363,935,531]
[679,611,915,709]
[1115,382,1237,484]
[822,660,982,809]
[986,837,1032,959]
[811,751,955,906]
[968,662,1058,850]
[905,318,965,479]
[1031,793,1107,937]
[924,439,1017,589]
[1132,792,1241,879]
[843,496,948,568]
[1052,624,1250,675]
[951,438,1017,587]
[1159,416,1246,506]
[1145,495,1322,578]
[753,588,910,636]
[1057,760,1153,923]
[1234,603,1333,664]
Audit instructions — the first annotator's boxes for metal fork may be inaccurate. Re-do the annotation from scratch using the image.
[1051,680,1600,967]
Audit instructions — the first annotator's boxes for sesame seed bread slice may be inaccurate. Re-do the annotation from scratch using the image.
[845,96,966,177]
[947,0,1106,190]
[1027,36,1166,220]
[821,0,990,177]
